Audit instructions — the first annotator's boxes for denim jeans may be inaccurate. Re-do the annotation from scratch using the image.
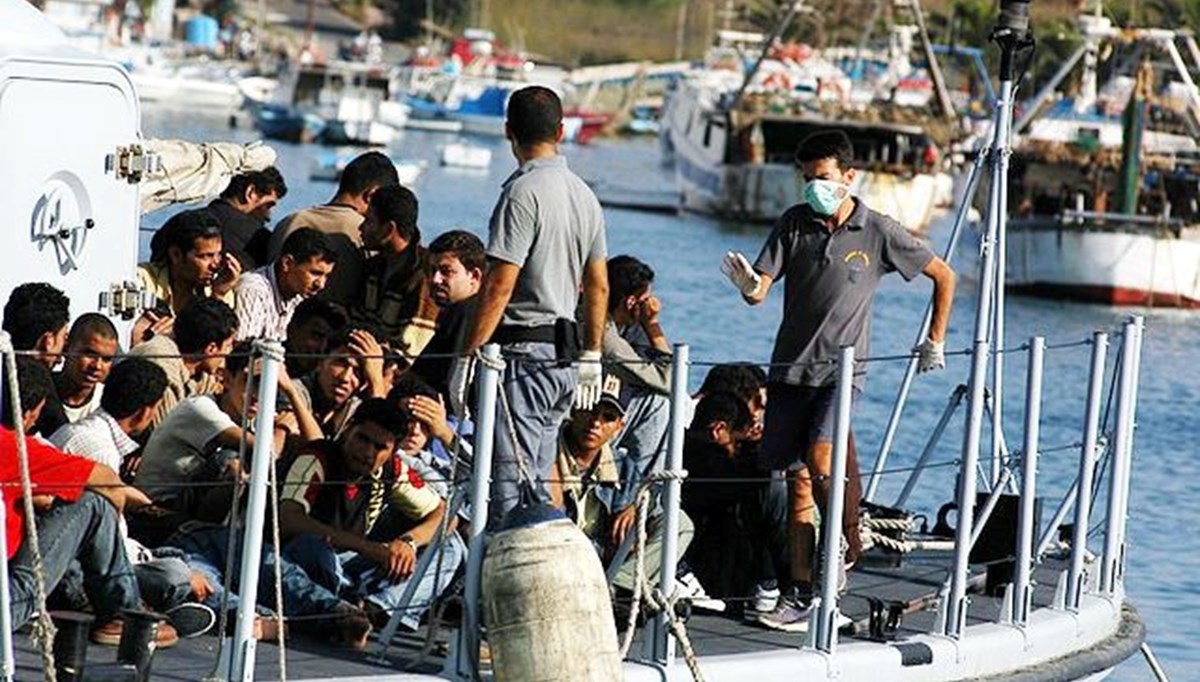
[9,492,139,629]
[282,531,464,631]
[54,554,193,614]
[490,341,577,527]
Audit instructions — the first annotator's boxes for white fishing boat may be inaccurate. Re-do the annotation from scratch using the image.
[662,17,954,228]
[440,142,492,169]
[0,2,1162,681]
[985,10,1200,308]
[310,150,426,185]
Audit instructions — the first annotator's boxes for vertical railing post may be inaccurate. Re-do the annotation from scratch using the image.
[456,344,501,677]
[1066,332,1107,609]
[1101,321,1139,595]
[812,346,854,654]
[227,341,283,682]
[650,344,689,667]
[1012,337,1044,627]
[0,333,16,682]
[944,76,1013,639]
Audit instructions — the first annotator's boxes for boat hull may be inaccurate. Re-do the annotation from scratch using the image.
[1006,219,1200,309]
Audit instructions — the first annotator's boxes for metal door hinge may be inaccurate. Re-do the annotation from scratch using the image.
[98,282,155,320]
[105,144,161,184]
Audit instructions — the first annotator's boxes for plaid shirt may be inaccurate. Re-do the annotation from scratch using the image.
[235,265,302,341]
[49,408,138,472]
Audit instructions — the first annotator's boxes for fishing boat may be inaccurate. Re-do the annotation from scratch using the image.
[310,150,426,185]
[990,10,1200,308]
[0,2,1161,681]
[254,61,401,146]
[662,13,957,228]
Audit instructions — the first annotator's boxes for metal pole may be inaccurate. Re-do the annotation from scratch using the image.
[968,466,1012,550]
[894,384,966,507]
[227,341,283,682]
[1012,337,1044,627]
[813,346,854,654]
[651,344,689,666]
[1065,332,1108,608]
[1141,642,1172,682]
[457,344,501,677]
[867,148,986,502]
[1036,472,1078,558]
[945,75,1013,639]
[1100,321,1138,595]
[0,333,14,682]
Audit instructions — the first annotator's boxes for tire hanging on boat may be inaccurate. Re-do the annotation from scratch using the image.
[482,507,622,681]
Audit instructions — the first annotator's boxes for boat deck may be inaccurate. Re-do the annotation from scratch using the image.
[12,552,1069,680]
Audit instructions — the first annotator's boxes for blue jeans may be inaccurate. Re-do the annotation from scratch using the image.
[490,341,576,527]
[9,492,139,629]
[283,531,464,631]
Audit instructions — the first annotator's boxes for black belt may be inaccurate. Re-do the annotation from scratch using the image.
[491,324,557,345]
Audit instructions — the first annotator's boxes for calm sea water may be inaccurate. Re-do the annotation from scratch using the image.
[143,108,1200,679]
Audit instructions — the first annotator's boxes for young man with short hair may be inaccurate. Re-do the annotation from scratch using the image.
[135,341,321,528]
[279,399,461,644]
[351,184,439,360]
[2,282,71,435]
[291,329,389,439]
[235,227,338,341]
[410,229,484,401]
[452,85,610,525]
[1,356,177,647]
[54,313,120,427]
[284,297,348,378]
[128,297,239,428]
[209,166,288,269]
[723,129,957,630]
[49,359,217,638]
[134,209,241,343]
[269,151,400,306]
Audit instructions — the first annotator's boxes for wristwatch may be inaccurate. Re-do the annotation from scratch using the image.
[399,534,418,552]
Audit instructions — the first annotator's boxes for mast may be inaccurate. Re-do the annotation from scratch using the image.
[1118,61,1151,214]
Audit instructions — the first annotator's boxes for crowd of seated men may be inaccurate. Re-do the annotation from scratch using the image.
[1,151,811,656]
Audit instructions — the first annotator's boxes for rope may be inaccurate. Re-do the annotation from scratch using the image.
[617,491,648,658]
[859,513,920,554]
[2,340,57,682]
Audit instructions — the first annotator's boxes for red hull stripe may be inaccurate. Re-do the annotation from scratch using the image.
[1010,283,1200,309]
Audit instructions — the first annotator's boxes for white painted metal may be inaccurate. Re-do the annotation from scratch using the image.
[649,344,689,666]
[1101,321,1139,595]
[455,343,501,678]
[1067,332,1109,609]
[1012,337,1045,627]
[813,346,854,654]
[226,341,283,682]
[0,8,142,338]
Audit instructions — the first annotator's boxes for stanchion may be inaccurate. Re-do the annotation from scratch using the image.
[223,341,283,682]
[649,344,689,667]
[1011,337,1044,627]
[0,332,14,682]
[1065,332,1108,609]
[812,346,854,654]
[455,344,501,679]
[1100,321,1137,595]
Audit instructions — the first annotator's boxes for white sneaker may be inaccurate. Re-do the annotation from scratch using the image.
[675,571,726,613]
[753,582,781,613]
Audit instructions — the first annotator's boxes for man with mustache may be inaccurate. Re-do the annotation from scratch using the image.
[54,314,120,426]
[234,228,339,341]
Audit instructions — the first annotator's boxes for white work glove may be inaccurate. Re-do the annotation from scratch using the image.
[448,354,477,419]
[721,251,762,297]
[573,350,603,411]
[915,338,946,373]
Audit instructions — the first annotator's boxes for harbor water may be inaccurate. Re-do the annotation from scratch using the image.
[142,108,1200,679]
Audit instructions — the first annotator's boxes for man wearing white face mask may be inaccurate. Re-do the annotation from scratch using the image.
[721,129,956,631]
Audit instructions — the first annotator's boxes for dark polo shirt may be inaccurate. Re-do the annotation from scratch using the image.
[753,198,934,389]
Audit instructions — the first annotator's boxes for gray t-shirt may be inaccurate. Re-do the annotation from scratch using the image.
[487,155,607,327]
[136,394,236,501]
[753,199,934,388]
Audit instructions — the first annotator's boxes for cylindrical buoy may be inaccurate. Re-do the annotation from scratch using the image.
[482,507,622,681]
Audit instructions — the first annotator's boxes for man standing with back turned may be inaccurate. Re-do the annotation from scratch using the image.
[450,86,609,527]
[722,130,956,631]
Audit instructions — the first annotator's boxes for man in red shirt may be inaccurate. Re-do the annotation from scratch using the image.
[3,356,176,646]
